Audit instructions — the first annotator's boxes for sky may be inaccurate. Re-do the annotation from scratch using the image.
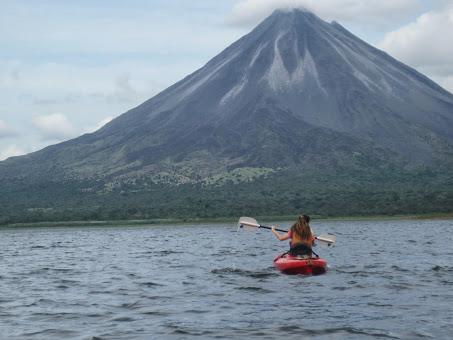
[1,0,452,161]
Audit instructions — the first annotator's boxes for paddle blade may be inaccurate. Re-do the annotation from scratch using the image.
[316,234,336,246]
[238,217,260,228]
[237,217,261,232]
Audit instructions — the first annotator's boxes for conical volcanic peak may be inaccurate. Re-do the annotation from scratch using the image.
[95,8,452,168]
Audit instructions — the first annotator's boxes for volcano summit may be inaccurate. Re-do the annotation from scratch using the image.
[1,9,452,223]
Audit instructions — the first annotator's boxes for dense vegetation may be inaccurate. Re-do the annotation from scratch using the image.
[1,166,452,225]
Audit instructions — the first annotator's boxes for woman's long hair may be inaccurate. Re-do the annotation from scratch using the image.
[291,214,312,241]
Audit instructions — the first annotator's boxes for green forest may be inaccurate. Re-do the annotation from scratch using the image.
[1,166,452,226]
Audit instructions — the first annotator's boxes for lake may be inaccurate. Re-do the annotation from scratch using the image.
[1,219,452,339]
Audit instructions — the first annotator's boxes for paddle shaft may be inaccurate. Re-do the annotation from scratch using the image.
[259,224,288,233]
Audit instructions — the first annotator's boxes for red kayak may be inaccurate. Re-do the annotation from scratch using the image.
[274,253,327,275]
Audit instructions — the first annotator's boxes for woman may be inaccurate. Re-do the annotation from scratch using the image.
[271,214,315,257]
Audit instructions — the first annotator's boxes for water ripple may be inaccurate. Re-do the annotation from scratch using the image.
[0,220,452,339]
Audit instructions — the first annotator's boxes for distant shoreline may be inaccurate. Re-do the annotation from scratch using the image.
[1,212,452,229]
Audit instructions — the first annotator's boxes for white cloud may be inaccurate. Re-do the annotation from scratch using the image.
[228,0,419,27]
[0,145,25,161]
[32,113,76,141]
[378,3,453,93]
[0,120,16,138]
[379,4,453,74]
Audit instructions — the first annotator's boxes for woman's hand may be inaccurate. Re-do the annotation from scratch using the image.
[271,226,290,241]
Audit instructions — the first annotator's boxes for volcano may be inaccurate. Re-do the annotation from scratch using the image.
[1,9,453,223]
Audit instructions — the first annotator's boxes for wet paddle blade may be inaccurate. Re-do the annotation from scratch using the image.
[237,217,261,232]
[238,217,260,228]
[316,234,336,246]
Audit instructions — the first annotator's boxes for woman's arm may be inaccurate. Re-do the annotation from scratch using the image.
[271,226,291,241]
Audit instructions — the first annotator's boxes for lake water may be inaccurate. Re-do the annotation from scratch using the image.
[1,219,452,339]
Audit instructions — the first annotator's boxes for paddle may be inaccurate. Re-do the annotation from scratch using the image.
[237,216,336,245]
